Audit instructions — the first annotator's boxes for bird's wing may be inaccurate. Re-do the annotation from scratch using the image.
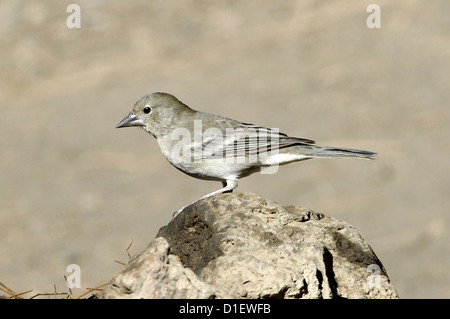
[196,122,315,159]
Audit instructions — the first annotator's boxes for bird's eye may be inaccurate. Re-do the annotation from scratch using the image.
[143,107,151,114]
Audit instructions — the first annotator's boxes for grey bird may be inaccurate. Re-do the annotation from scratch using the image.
[116,92,377,213]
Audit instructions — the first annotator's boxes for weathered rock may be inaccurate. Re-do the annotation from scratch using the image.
[100,237,217,299]
[101,192,398,299]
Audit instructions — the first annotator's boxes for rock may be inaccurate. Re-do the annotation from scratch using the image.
[100,237,217,299]
[101,192,398,299]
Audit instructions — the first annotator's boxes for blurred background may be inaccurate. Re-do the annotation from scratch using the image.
[0,0,448,298]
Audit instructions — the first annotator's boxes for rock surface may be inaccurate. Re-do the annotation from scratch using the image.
[101,193,398,299]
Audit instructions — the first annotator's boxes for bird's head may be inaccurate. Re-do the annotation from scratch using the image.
[116,92,194,138]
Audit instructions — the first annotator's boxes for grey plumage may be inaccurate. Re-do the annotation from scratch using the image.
[116,92,377,213]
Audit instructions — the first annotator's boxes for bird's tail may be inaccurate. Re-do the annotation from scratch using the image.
[307,145,377,160]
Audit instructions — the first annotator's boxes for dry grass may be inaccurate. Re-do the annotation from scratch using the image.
[1,238,134,299]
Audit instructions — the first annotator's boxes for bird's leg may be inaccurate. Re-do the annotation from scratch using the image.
[222,181,234,193]
[173,180,238,218]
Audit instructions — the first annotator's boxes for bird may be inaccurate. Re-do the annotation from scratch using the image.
[116,92,377,214]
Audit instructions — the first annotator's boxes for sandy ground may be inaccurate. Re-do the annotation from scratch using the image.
[0,1,448,298]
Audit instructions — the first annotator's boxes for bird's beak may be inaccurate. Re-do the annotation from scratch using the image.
[116,112,145,128]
